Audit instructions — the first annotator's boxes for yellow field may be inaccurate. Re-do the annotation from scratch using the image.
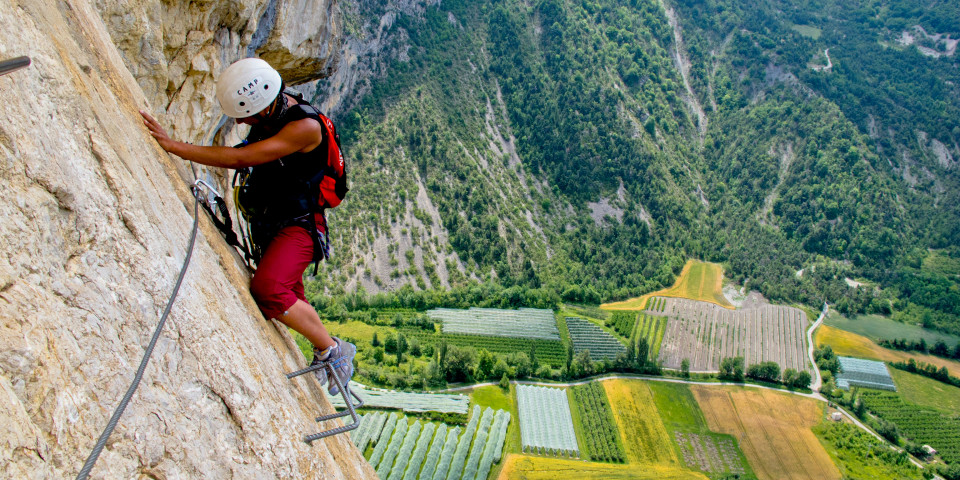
[691,386,840,480]
[602,379,681,466]
[816,325,960,378]
[601,260,733,311]
[497,454,708,480]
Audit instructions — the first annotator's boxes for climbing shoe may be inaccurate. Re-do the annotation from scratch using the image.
[311,338,356,395]
[326,337,356,396]
[311,346,330,387]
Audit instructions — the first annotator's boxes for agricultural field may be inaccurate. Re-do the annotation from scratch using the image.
[565,317,627,361]
[366,406,511,480]
[634,314,667,360]
[401,328,567,367]
[516,385,579,457]
[329,382,469,414]
[496,455,708,479]
[602,379,680,466]
[825,312,960,347]
[648,382,752,477]
[813,420,924,480]
[570,382,625,463]
[691,385,840,480]
[860,390,960,465]
[469,385,520,480]
[428,308,560,340]
[608,311,637,338]
[890,368,960,414]
[655,297,809,372]
[601,260,733,311]
[816,325,960,377]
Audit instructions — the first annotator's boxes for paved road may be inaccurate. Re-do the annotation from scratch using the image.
[807,303,829,391]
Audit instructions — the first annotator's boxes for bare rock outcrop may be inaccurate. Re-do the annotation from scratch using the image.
[0,0,373,478]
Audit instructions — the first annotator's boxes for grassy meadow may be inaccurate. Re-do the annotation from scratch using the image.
[825,312,960,347]
[890,368,960,414]
[601,260,733,311]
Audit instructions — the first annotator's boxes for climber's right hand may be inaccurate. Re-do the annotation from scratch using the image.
[139,110,177,153]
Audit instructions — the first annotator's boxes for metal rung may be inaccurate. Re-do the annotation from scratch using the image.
[287,360,364,443]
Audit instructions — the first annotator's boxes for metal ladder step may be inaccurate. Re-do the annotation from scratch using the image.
[287,361,364,443]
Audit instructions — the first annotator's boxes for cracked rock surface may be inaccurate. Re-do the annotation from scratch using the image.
[0,0,372,478]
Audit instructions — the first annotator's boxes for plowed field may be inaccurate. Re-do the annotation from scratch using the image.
[691,386,840,480]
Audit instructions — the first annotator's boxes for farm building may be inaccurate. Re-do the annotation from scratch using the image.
[835,357,897,391]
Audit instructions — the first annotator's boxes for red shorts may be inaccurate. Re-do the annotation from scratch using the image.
[249,214,325,320]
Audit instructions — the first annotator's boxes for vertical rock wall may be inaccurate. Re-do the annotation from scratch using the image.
[0,0,373,478]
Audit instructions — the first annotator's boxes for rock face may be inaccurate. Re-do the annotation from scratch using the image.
[0,0,374,478]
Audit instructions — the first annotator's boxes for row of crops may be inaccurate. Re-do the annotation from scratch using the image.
[566,317,627,361]
[860,391,960,464]
[653,298,808,372]
[365,406,511,480]
[399,328,567,366]
[634,314,667,361]
[571,382,625,463]
[607,312,668,361]
[329,383,470,414]
[648,297,667,312]
[427,308,560,340]
[609,311,636,338]
[517,384,579,456]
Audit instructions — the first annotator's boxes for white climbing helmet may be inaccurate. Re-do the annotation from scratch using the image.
[216,58,283,118]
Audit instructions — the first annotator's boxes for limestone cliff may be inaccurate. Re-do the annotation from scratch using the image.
[0,0,374,478]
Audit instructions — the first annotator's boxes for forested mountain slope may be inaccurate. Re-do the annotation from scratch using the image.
[311,0,960,333]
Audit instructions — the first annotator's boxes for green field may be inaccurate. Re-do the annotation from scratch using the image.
[571,382,626,463]
[635,314,668,361]
[648,382,753,477]
[790,24,822,39]
[813,421,923,480]
[399,328,567,366]
[861,390,960,464]
[890,368,960,414]
[825,312,960,347]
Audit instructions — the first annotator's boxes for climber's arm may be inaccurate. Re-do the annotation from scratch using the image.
[139,110,323,168]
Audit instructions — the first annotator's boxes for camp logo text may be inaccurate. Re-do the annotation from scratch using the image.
[236,77,263,97]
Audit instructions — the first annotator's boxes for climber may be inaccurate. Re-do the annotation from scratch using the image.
[140,58,354,395]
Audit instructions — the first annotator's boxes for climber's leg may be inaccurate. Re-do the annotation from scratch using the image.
[250,225,334,350]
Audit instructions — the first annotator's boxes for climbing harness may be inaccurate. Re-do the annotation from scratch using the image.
[0,56,30,76]
[193,179,256,266]
[233,89,348,274]
[286,361,365,442]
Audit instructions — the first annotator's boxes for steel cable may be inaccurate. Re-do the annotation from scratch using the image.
[76,182,201,480]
